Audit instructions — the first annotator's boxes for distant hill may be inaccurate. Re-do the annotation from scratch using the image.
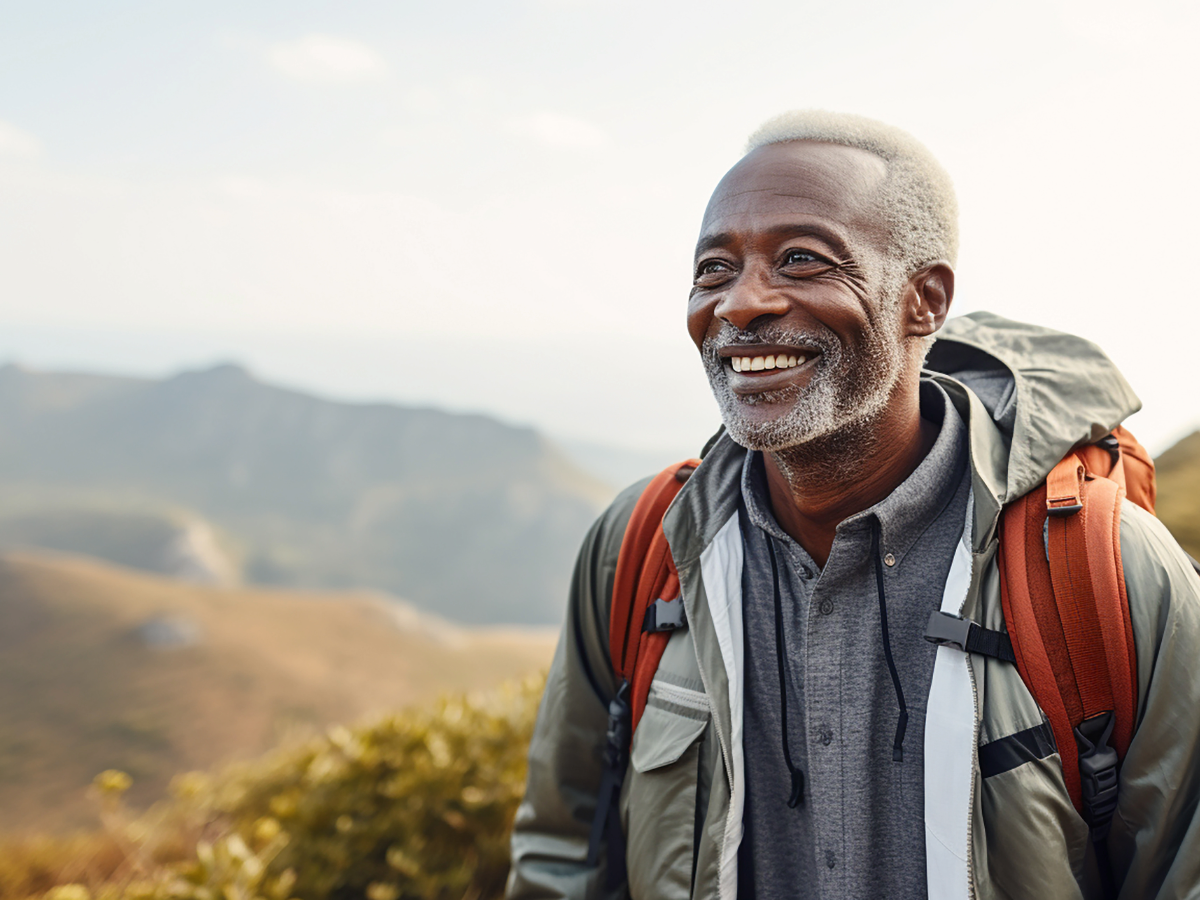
[0,507,237,584]
[0,549,556,833]
[1156,429,1200,560]
[0,364,612,623]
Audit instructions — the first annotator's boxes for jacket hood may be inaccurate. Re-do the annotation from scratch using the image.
[926,310,1141,511]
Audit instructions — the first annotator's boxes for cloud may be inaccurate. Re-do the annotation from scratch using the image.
[508,112,610,150]
[267,35,388,84]
[401,87,440,113]
[0,120,41,158]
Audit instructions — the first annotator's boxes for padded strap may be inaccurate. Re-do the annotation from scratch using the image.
[1075,476,1137,756]
[999,471,1137,812]
[1045,458,1115,719]
[1045,462,1137,757]
[1000,486,1086,805]
[609,460,700,730]
[590,460,698,879]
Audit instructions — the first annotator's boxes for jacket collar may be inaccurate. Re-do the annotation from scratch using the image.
[666,371,1007,559]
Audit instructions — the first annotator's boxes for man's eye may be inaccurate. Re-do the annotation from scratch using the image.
[783,249,820,265]
[696,260,731,278]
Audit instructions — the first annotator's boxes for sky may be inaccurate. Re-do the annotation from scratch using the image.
[0,0,1197,460]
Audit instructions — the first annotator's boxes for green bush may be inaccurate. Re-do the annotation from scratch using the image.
[5,675,544,900]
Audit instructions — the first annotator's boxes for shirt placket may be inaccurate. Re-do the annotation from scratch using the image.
[801,528,871,899]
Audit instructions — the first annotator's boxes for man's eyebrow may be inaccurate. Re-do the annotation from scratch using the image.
[693,232,735,259]
[693,223,851,260]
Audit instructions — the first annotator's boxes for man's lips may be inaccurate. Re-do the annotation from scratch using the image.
[718,344,820,375]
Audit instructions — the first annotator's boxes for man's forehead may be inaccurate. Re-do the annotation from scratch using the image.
[699,140,888,241]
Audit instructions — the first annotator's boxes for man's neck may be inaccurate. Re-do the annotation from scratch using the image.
[762,397,938,568]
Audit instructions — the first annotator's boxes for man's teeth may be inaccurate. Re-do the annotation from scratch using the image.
[730,353,805,373]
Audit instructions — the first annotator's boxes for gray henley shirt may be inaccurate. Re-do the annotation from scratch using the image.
[737,379,971,899]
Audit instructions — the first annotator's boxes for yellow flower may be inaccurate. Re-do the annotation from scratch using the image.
[365,883,399,900]
[93,770,132,796]
[253,817,282,843]
[45,885,91,900]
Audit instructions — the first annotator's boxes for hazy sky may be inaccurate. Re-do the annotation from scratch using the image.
[1,0,1196,458]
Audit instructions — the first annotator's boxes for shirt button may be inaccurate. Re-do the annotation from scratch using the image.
[818,724,833,746]
[825,849,837,869]
[884,552,896,567]
[818,599,834,616]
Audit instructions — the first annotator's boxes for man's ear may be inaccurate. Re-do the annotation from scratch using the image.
[903,262,955,338]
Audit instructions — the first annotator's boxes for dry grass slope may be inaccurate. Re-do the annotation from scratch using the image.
[1155,430,1200,560]
[0,551,556,833]
[0,677,546,900]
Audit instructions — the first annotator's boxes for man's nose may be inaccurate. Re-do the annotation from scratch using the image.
[714,270,791,332]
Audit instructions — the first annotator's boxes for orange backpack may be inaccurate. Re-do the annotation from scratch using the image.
[587,428,1166,884]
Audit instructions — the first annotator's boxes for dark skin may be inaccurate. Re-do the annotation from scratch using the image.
[688,141,955,567]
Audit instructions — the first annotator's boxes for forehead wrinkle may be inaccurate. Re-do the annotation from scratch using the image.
[712,143,888,214]
[700,144,895,266]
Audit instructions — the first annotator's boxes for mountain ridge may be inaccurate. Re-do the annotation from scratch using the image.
[0,363,612,623]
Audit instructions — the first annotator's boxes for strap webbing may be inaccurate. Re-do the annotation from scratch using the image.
[964,622,1016,663]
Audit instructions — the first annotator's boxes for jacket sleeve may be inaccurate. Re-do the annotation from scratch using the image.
[505,481,648,900]
[1109,502,1200,899]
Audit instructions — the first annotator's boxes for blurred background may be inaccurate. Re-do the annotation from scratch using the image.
[0,0,1197,896]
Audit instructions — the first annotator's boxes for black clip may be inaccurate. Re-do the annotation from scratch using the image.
[923,610,1016,663]
[923,610,973,651]
[643,597,686,633]
[587,680,632,875]
[1097,433,1121,467]
[1076,712,1120,842]
[602,681,632,770]
[1048,502,1084,518]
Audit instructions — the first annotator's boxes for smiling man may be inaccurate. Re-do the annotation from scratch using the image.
[506,111,1200,899]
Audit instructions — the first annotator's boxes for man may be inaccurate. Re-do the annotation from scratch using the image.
[506,111,1200,899]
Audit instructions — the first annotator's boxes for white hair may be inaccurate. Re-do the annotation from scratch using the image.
[745,110,959,277]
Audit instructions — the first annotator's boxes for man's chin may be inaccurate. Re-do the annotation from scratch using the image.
[720,405,827,453]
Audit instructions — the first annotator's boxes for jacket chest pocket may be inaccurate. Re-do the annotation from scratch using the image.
[622,683,710,900]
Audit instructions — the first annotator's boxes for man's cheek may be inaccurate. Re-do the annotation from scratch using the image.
[686,299,717,349]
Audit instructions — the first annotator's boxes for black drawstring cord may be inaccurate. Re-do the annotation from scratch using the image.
[767,538,805,808]
[873,520,908,762]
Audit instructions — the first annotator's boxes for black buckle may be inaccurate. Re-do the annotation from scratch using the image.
[924,610,973,651]
[643,597,686,633]
[587,680,632,872]
[1097,434,1121,467]
[603,680,632,769]
[1048,502,1084,518]
[1076,712,1120,841]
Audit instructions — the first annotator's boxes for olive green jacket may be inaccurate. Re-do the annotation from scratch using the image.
[507,312,1200,900]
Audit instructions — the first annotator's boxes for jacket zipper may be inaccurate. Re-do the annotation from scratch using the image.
[965,652,981,899]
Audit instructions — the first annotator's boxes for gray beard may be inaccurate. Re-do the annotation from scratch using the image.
[700,317,906,452]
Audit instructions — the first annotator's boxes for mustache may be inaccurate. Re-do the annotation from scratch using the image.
[702,322,837,355]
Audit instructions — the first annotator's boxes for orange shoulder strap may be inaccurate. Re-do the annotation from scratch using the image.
[999,453,1137,814]
[610,460,700,731]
